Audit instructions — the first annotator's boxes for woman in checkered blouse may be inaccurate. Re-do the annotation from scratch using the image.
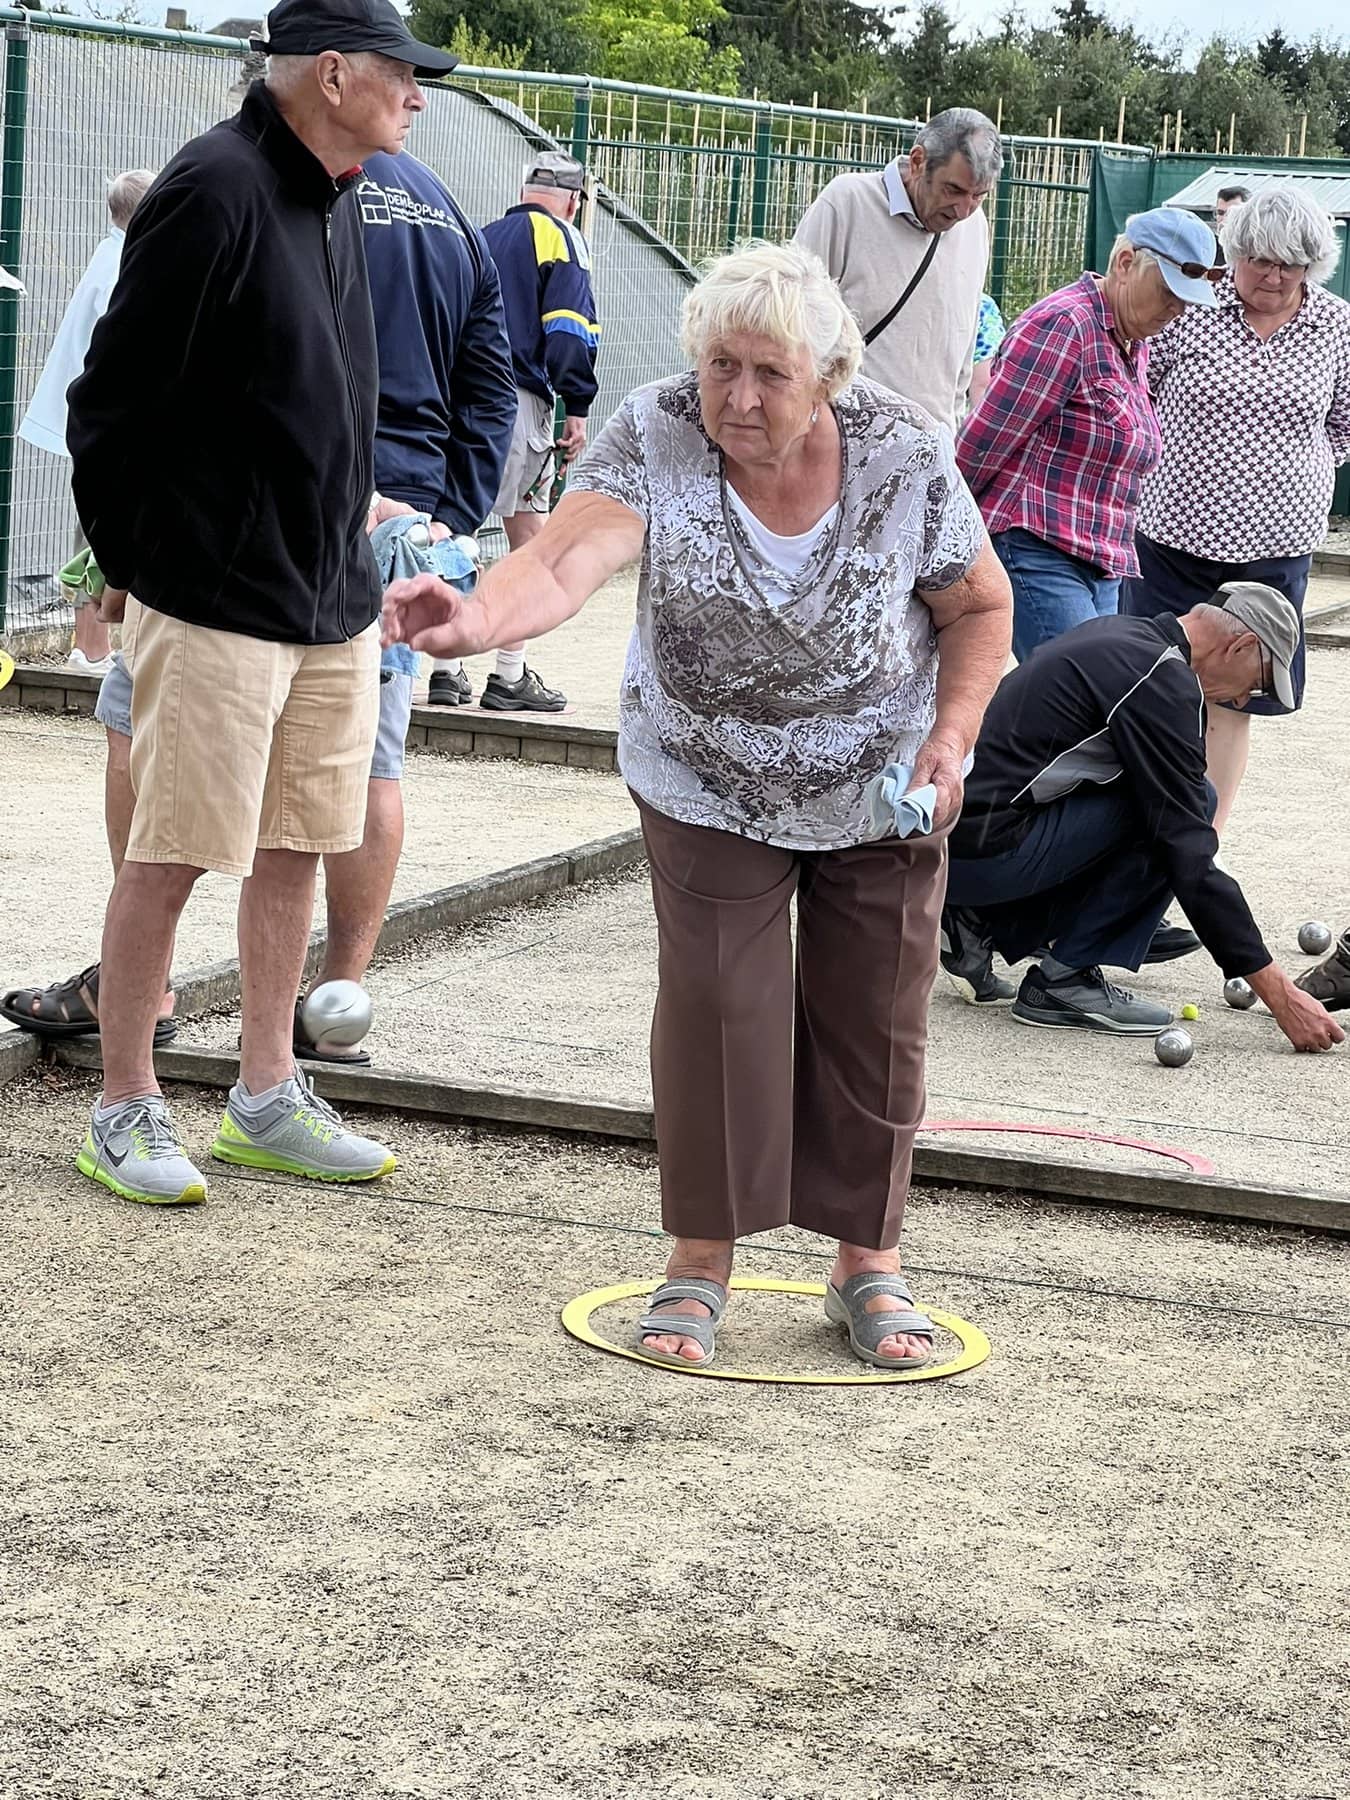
[1124,185,1350,833]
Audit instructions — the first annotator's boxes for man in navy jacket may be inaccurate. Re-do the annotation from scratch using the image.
[429,150,600,713]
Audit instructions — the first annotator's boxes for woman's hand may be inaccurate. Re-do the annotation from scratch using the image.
[908,729,967,829]
[381,574,488,658]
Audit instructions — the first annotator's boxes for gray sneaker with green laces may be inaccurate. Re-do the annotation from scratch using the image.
[211,1068,396,1183]
[77,1094,208,1205]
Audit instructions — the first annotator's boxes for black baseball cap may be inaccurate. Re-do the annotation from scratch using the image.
[251,0,459,78]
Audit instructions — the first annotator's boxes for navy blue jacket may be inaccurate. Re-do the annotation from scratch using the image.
[358,152,516,535]
[483,203,600,417]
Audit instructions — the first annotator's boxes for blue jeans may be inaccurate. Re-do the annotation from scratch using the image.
[947,781,1217,974]
[993,528,1121,663]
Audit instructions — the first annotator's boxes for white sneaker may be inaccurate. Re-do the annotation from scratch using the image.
[67,648,114,677]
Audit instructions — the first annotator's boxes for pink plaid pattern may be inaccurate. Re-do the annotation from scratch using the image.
[1139,273,1350,560]
[956,273,1162,578]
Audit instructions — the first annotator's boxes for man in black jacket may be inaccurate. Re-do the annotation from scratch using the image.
[941,584,1344,1052]
[64,0,459,1206]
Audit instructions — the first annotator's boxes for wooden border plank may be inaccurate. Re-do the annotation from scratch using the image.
[48,1040,1350,1236]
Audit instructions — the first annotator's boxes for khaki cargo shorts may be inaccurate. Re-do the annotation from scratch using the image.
[121,599,381,878]
[493,389,557,519]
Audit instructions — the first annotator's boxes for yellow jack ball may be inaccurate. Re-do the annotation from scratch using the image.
[1180,1003,1200,1021]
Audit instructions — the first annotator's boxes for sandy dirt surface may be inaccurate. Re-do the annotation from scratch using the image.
[3,1070,1347,1800]
[0,707,635,1024]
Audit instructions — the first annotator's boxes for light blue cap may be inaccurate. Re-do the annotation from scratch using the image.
[1127,207,1220,307]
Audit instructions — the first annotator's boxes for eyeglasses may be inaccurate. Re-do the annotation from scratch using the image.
[1251,643,1275,700]
[1246,257,1308,279]
[1150,247,1223,283]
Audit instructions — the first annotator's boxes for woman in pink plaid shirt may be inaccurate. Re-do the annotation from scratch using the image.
[957,208,1219,662]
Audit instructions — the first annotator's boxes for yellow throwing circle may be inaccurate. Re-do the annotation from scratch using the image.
[0,650,13,693]
[561,1275,990,1385]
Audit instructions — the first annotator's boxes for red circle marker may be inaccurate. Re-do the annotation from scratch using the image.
[918,1119,1215,1176]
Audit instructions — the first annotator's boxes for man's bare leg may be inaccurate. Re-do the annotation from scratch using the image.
[313,778,403,987]
[97,861,202,1103]
[103,730,175,1026]
[237,848,320,1094]
[1205,707,1252,837]
[497,509,546,667]
[73,598,110,664]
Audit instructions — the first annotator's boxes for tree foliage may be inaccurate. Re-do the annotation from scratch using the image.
[417,0,1350,154]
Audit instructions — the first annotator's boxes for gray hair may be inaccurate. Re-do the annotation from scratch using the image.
[107,168,155,229]
[914,108,1002,187]
[1106,233,1160,278]
[1222,185,1341,285]
[681,241,863,398]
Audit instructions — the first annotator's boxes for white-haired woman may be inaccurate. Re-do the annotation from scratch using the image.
[957,208,1218,661]
[384,243,1012,1372]
[1124,185,1350,831]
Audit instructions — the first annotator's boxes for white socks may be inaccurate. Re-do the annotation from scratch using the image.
[432,658,463,675]
[495,649,526,685]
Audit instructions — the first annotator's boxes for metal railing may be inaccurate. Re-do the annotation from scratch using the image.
[0,13,1127,637]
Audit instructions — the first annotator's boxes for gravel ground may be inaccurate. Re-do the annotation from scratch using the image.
[3,1070,1347,1800]
[0,708,634,1020]
[169,642,1350,1196]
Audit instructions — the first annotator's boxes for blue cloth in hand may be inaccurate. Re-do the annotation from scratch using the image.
[864,763,938,840]
[373,513,478,676]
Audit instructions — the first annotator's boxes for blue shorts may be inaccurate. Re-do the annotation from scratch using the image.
[95,652,413,779]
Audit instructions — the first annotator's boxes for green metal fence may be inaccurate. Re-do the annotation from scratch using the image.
[4,13,1336,639]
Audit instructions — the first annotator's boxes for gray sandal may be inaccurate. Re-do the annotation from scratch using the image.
[825,1272,935,1370]
[633,1277,728,1369]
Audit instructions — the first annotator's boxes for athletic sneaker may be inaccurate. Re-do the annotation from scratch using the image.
[1011,965,1173,1035]
[1145,918,1202,964]
[479,667,567,713]
[427,667,472,706]
[1295,928,1350,1012]
[76,1094,208,1205]
[210,1068,396,1182]
[939,906,1016,1004]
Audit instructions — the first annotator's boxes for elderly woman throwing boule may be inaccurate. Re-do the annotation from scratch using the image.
[383,243,1012,1372]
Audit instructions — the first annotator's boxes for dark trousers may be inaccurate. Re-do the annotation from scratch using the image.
[636,795,949,1252]
[947,782,1215,973]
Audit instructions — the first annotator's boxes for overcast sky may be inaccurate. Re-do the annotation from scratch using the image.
[942,0,1341,54]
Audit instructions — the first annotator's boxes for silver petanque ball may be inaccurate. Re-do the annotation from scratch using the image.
[404,521,432,550]
[300,980,373,1050]
[1154,1027,1194,1068]
[1223,977,1257,1010]
[1297,919,1333,957]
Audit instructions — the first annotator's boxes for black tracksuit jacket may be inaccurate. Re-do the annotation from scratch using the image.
[952,613,1270,978]
[68,81,381,646]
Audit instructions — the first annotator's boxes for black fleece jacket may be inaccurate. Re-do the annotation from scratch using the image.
[68,81,381,646]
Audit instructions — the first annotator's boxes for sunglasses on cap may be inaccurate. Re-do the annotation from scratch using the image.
[1151,247,1223,283]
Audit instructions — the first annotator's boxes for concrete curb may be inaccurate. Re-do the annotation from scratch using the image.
[0,829,647,1068]
[0,1029,40,1086]
[0,664,623,768]
[47,1036,1350,1237]
[165,828,646,1023]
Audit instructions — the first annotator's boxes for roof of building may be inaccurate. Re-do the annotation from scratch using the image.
[1167,168,1350,219]
[210,17,262,37]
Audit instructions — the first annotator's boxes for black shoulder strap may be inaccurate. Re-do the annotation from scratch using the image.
[864,232,941,347]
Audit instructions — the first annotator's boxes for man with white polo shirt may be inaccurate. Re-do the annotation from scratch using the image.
[794,107,1002,431]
